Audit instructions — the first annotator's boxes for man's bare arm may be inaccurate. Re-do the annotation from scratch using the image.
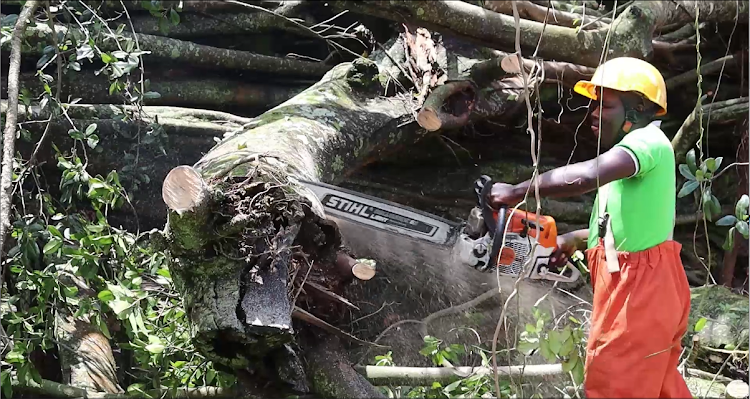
[506,147,637,203]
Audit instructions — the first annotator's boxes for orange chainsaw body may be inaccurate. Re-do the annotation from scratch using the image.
[491,209,559,249]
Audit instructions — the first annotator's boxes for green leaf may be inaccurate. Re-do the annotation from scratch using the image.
[43,238,62,255]
[516,339,539,355]
[539,339,555,362]
[678,164,695,180]
[1,369,12,399]
[558,336,575,357]
[5,349,25,363]
[206,369,216,385]
[169,8,180,25]
[686,149,698,174]
[108,299,131,317]
[736,194,749,220]
[736,221,749,238]
[85,123,97,135]
[694,317,707,332]
[562,353,579,372]
[98,316,112,339]
[97,290,115,302]
[443,379,462,393]
[86,134,99,149]
[547,330,562,355]
[717,215,738,226]
[722,227,736,251]
[696,169,705,181]
[101,52,114,64]
[704,158,717,173]
[109,80,119,95]
[715,157,723,171]
[159,16,170,35]
[677,180,699,198]
[572,356,585,385]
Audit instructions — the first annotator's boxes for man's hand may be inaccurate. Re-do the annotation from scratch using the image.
[549,229,589,267]
[488,182,518,209]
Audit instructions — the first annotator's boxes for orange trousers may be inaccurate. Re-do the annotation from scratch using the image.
[583,239,693,398]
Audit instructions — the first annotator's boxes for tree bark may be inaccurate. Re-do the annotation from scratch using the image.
[54,275,122,394]
[483,0,610,29]
[330,1,747,67]
[160,57,422,371]
[126,2,313,38]
[5,74,305,111]
[0,0,39,360]
[672,97,749,163]
[11,19,332,78]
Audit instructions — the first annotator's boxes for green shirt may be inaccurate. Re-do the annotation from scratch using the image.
[587,121,676,253]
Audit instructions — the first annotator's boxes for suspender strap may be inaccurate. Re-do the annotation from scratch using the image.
[597,184,621,273]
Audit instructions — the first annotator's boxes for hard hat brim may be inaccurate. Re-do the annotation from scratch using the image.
[573,81,667,116]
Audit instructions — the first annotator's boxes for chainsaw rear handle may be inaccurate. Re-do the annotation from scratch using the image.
[479,177,508,269]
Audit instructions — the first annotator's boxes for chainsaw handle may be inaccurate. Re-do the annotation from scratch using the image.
[479,178,508,269]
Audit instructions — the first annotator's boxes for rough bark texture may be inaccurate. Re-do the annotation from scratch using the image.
[161,58,421,372]
[331,0,747,67]
[54,275,122,394]
[303,336,385,398]
[672,97,749,163]
[4,74,305,110]
[10,18,331,78]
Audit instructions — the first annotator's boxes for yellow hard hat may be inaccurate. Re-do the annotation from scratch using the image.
[574,57,667,116]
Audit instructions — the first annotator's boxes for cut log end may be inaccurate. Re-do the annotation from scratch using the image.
[726,380,750,399]
[417,108,443,131]
[352,262,376,281]
[336,252,377,281]
[162,165,209,214]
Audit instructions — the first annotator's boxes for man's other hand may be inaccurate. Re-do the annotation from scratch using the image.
[488,182,517,209]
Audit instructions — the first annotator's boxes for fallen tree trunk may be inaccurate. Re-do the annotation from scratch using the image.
[159,56,422,372]
[4,74,305,111]
[9,18,332,78]
[330,1,747,67]
[126,2,314,38]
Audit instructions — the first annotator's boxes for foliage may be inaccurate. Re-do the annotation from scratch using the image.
[517,308,586,386]
[678,149,749,250]
[372,336,514,399]
[0,1,229,398]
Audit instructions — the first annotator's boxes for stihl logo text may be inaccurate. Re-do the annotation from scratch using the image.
[322,194,437,236]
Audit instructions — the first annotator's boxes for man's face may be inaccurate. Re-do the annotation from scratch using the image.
[590,88,626,149]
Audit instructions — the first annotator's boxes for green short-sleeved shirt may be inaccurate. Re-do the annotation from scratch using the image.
[587,121,676,252]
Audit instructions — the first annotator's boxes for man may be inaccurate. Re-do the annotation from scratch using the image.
[483,57,692,398]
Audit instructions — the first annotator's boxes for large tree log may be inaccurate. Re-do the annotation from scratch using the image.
[8,17,332,78]
[126,2,315,38]
[159,56,422,371]
[4,73,305,111]
[330,1,747,67]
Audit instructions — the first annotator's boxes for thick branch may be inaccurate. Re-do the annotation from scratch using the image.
[331,1,747,67]
[666,54,740,90]
[128,2,312,38]
[304,336,385,398]
[5,74,304,110]
[14,20,331,77]
[355,364,564,386]
[484,0,610,29]
[13,377,231,398]
[2,101,254,125]
[672,97,749,163]
[0,1,39,358]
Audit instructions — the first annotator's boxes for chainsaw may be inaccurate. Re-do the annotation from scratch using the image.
[299,176,580,283]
